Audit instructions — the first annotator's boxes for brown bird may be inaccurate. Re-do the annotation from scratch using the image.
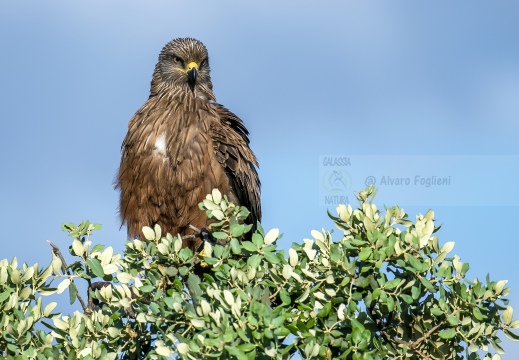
[116,37,261,251]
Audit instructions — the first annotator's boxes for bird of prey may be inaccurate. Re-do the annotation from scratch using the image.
[116,37,261,252]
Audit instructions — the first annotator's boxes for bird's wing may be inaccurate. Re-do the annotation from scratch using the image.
[211,103,261,227]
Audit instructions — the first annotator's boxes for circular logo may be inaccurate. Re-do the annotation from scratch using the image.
[322,169,352,194]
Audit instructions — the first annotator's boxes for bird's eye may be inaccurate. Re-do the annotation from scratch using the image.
[200,58,208,68]
[168,55,184,67]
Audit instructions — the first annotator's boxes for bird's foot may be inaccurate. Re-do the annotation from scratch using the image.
[197,227,213,242]
[188,225,226,251]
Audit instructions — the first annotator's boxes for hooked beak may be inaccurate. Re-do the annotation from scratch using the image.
[187,61,198,91]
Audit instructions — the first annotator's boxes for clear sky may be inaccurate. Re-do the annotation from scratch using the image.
[1,1,518,356]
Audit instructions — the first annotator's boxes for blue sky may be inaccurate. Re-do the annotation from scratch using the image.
[1,1,518,356]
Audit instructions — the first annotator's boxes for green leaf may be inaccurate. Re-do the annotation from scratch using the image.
[117,272,133,284]
[401,294,414,304]
[504,329,519,341]
[230,224,245,238]
[237,343,257,353]
[10,269,21,285]
[142,226,155,241]
[242,241,258,252]
[264,251,280,264]
[355,276,370,288]
[43,302,57,317]
[150,301,160,315]
[139,285,154,293]
[251,233,264,248]
[461,262,470,275]
[274,327,290,337]
[352,327,363,344]
[280,288,291,305]
[156,343,172,357]
[490,338,505,354]
[153,224,162,240]
[316,302,332,318]
[0,291,10,303]
[71,239,84,257]
[157,243,169,255]
[103,264,118,275]
[407,255,425,272]
[495,280,508,295]
[296,288,310,303]
[440,241,455,254]
[264,228,279,245]
[187,274,202,298]
[226,345,246,358]
[177,343,189,355]
[211,209,225,220]
[87,258,104,278]
[212,188,222,204]
[191,318,205,329]
[473,307,484,321]
[384,278,401,290]
[91,244,105,253]
[430,307,443,316]
[411,284,421,300]
[223,289,235,306]
[202,199,219,211]
[247,254,262,269]
[387,296,395,311]
[288,248,298,268]
[212,231,228,239]
[447,315,459,326]
[68,281,77,305]
[57,278,70,294]
[438,328,456,339]
[419,277,435,292]
[212,244,222,258]
[230,238,241,254]
[358,247,372,261]
[348,299,358,312]
[502,306,513,325]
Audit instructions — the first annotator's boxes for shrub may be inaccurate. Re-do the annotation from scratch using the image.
[0,187,517,359]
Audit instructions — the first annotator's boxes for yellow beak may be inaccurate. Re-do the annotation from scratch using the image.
[187,62,198,90]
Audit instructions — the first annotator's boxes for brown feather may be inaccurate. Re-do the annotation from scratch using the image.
[116,38,261,252]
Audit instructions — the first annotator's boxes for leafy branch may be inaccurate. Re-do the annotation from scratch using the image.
[0,187,517,359]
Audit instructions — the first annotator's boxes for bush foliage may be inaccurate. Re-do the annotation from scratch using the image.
[0,187,517,359]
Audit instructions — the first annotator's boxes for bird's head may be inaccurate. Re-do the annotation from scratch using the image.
[153,37,215,100]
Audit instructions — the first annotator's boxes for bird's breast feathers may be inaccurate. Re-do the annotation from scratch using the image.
[125,95,224,179]
[153,132,167,156]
